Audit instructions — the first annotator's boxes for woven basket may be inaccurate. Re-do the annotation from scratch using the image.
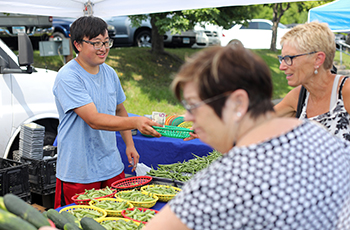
[115,191,158,208]
[89,198,133,217]
[59,205,107,221]
[97,217,141,228]
[71,188,117,205]
[111,176,152,191]
[140,184,181,202]
[121,207,159,224]
[153,125,193,139]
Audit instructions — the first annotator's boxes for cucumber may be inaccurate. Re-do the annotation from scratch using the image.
[0,208,37,230]
[64,222,81,230]
[61,210,82,228]
[47,208,70,229]
[42,210,48,218]
[0,197,6,211]
[3,193,50,228]
[80,217,106,230]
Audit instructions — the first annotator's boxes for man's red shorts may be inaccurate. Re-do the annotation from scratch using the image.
[54,171,125,209]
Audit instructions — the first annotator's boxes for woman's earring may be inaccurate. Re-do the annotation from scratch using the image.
[237,112,242,117]
[314,66,319,74]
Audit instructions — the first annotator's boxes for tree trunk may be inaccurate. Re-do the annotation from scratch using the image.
[150,15,165,55]
[270,3,290,52]
[346,34,350,52]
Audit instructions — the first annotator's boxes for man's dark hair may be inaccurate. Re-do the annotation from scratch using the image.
[70,16,108,53]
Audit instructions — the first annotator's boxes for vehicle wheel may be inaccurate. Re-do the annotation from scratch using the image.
[135,30,152,47]
[52,32,66,41]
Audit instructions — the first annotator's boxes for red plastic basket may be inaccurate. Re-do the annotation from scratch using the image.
[71,188,117,205]
[111,176,152,191]
[121,207,159,224]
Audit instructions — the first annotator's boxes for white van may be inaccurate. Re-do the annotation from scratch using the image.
[0,33,58,159]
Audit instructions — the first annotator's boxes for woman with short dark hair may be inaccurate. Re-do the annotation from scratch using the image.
[144,44,350,230]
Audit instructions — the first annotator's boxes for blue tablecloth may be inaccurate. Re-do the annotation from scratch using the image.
[118,114,213,175]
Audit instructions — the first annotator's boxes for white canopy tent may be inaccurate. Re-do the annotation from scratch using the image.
[0,0,311,18]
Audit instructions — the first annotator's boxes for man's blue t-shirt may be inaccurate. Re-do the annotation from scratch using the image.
[53,59,126,183]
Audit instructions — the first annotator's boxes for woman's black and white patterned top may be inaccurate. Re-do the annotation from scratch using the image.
[299,76,350,142]
[169,121,350,230]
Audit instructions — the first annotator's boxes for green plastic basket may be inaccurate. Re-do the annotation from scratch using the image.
[153,125,194,139]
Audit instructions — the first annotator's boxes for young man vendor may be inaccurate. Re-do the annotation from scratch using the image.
[53,16,161,208]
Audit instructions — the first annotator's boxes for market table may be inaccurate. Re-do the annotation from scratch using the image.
[117,114,214,175]
[53,113,214,175]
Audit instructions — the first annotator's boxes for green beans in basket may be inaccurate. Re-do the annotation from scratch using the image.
[141,185,181,202]
[77,186,115,200]
[116,191,155,202]
[122,207,158,224]
[98,217,144,230]
[59,205,107,221]
[115,190,158,208]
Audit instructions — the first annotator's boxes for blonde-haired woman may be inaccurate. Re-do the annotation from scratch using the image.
[274,21,350,141]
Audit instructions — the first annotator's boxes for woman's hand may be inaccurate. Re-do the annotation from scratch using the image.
[183,131,199,141]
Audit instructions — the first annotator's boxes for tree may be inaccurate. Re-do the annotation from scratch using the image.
[129,6,256,54]
[253,1,335,51]
[270,3,290,52]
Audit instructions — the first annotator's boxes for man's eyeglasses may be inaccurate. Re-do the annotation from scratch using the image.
[82,39,113,50]
[181,92,231,114]
[278,51,317,66]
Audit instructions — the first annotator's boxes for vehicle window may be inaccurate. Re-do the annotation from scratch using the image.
[278,23,287,29]
[258,22,272,30]
[241,22,258,30]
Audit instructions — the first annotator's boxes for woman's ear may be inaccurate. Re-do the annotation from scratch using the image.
[315,51,326,67]
[225,89,249,118]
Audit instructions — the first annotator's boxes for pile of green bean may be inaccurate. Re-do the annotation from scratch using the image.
[147,150,221,181]
[77,186,115,200]
[117,191,156,202]
[142,185,178,195]
[124,208,156,223]
[100,219,144,230]
[68,208,103,220]
[93,200,130,211]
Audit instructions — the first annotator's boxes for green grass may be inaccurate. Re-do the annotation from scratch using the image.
[32,47,350,116]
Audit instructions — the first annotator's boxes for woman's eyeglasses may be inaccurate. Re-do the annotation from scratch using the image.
[278,51,317,66]
[182,92,231,114]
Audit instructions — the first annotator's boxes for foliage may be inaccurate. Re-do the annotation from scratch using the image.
[129,6,255,54]
[252,0,335,25]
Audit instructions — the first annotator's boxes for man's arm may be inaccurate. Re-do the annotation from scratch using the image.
[74,102,161,137]
[116,103,139,172]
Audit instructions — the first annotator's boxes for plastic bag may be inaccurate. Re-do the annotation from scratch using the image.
[135,163,152,176]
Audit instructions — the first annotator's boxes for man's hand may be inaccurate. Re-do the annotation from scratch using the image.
[137,117,162,137]
[126,145,140,172]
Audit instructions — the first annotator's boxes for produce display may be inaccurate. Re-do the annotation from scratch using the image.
[122,207,157,223]
[115,190,158,208]
[77,186,115,200]
[59,205,106,221]
[92,199,131,211]
[116,190,156,202]
[99,218,143,230]
[147,150,222,181]
[140,184,181,202]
